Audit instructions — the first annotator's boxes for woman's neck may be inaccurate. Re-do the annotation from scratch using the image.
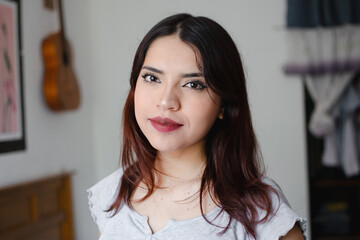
[155,141,206,186]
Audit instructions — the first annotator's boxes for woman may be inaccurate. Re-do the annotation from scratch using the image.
[88,13,306,239]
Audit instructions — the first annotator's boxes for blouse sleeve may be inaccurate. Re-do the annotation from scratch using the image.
[86,168,123,233]
[254,177,307,240]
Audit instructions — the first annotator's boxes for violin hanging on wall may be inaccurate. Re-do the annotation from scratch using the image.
[42,0,80,111]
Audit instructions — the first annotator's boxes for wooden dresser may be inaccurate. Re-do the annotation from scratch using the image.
[0,173,74,240]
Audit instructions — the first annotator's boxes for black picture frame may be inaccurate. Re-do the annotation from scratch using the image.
[0,0,25,154]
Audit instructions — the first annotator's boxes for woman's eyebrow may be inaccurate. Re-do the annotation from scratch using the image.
[182,72,203,78]
[142,66,203,78]
[142,66,163,74]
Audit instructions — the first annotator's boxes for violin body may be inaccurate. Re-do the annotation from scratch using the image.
[42,31,80,111]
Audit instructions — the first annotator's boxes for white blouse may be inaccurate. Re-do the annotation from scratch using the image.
[87,168,307,240]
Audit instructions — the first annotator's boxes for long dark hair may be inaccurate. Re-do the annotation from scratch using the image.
[108,13,276,239]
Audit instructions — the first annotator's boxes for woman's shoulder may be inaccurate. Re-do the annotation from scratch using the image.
[90,168,123,192]
[232,176,307,239]
[87,168,123,232]
[88,168,123,205]
[261,176,290,205]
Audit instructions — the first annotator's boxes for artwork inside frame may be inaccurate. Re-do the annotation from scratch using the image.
[0,0,25,154]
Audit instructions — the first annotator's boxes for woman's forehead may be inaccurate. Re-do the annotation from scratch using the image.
[143,35,203,73]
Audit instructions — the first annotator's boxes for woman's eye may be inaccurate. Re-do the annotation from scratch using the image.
[183,80,207,90]
[142,74,160,83]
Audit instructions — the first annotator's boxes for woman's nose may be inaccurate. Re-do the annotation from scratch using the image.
[157,85,180,111]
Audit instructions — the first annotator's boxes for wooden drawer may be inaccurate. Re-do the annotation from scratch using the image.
[0,173,74,240]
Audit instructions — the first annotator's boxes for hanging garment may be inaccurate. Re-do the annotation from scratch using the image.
[322,83,360,176]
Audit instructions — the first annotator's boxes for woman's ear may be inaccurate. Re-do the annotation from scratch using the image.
[218,107,224,119]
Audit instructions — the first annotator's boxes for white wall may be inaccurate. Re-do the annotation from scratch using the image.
[0,0,309,239]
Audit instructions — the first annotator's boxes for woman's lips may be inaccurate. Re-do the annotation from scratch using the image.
[149,117,183,132]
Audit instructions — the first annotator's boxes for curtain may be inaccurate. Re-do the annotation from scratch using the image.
[285,0,360,177]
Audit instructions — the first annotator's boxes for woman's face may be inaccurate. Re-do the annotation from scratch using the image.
[134,34,222,154]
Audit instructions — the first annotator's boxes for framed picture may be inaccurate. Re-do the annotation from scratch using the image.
[0,0,25,154]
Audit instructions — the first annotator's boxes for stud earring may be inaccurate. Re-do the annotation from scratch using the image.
[218,107,224,119]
